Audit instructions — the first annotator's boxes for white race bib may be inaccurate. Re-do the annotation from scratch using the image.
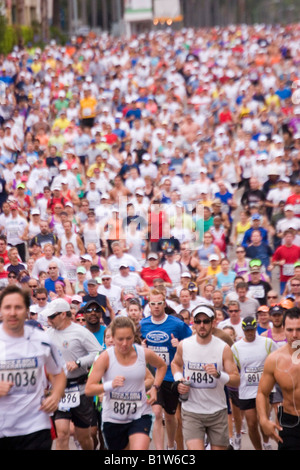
[187,361,217,389]
[58,385,80,411]
[245,366,263,387]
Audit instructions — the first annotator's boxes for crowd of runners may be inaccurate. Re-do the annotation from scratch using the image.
[0,22,300,451]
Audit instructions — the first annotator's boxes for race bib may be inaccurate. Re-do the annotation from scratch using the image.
[110,391,142,421]
[83,107,91,117]
[58,385,80,411]
[249,285,265,298]
[148,346,170,365]
[187,361,217,389]
[245,366,263,387]
[0,357,38,394]
[282,264,295,277]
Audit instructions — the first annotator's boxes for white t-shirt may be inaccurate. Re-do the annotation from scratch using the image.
[0,324,65,437]
[231,335,277,400]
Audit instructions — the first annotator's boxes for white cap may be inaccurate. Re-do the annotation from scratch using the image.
[192,305,215,318]
[44,298,71,317]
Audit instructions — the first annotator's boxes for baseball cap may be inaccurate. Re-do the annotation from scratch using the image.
[124,293,135,300]
[44,298,71,317]
[31,208,40,215]
[148,252,158,260]
[165,248,174,255]
[284,205,294,212]
[257,305,269,313]
[209,254,219,262]
[249,259,262,268]
[81,254,93,262]
[90,264,100,272]
[77,266,86,274]
[269,305,284,315]
[242,316,257,330]
[87,279,98,285]
[251,214,261,221]
[181,272,191,278]
[279,299,294,310]
[250,265,261,273]
[192,304,215,318]
[188,282,198,292]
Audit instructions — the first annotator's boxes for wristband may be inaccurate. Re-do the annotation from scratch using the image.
[174,372,184,382]
[216,371,230,385]
[103,380,113,392]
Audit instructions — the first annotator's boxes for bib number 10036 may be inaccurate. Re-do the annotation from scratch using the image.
[0,369,37,393]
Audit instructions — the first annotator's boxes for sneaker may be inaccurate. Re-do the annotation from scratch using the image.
[263,442,273,450]
[234,433,242,450]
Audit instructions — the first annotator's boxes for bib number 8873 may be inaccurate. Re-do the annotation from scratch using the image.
[113,401,138,415]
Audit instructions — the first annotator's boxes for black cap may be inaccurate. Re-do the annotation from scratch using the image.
[242,316,257,330]
[269,305,284,316]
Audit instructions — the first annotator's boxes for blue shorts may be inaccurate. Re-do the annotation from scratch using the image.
[102,414,153,450]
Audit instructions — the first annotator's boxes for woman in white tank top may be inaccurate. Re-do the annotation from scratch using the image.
[85,316,167,450]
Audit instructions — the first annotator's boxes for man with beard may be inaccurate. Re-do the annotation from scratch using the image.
[171,304,240,450]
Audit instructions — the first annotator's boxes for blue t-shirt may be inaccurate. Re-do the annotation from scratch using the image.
[44,276,65,293]
[87,325,106,348]
[140,314,192,382]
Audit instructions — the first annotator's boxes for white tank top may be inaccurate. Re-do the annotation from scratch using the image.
[83,224,101,252]
[231,335,275,400]
[181,335,228,414]
[102,344,152,424]
[60,233,80,255]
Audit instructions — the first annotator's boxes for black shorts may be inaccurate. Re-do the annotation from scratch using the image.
[154,380,179,415]
[278,407,300,451]
[53,394,94,429]
[0,429,52,450]
[102,414,153,450]
[227,387,240,408]
[238,398,256,411]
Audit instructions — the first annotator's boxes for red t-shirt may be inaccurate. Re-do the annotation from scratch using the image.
[140,267,172,287]
[272,244,300,281]
[286,193,300,217]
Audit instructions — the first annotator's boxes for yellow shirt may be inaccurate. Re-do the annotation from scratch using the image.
[80,96,97,119]
[52,117,71,131]
[86,163,106,178]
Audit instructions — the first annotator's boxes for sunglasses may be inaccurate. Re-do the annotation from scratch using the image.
[228,309,239,313]
[291,284,300,287]
[85,307,101,313]
[194,319,212,325]
[8,274,16,278]
[149,301,164,306]
[37,297,47,301]
[76,318,86,323]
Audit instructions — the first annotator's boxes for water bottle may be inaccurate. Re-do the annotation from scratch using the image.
[179,378,191,402]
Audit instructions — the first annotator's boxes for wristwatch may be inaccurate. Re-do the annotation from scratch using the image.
[152,384,160,391]
[215,371,221,379]
[75,359,81,368]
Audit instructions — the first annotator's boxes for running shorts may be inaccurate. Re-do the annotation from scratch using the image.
[102,414,153,450]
